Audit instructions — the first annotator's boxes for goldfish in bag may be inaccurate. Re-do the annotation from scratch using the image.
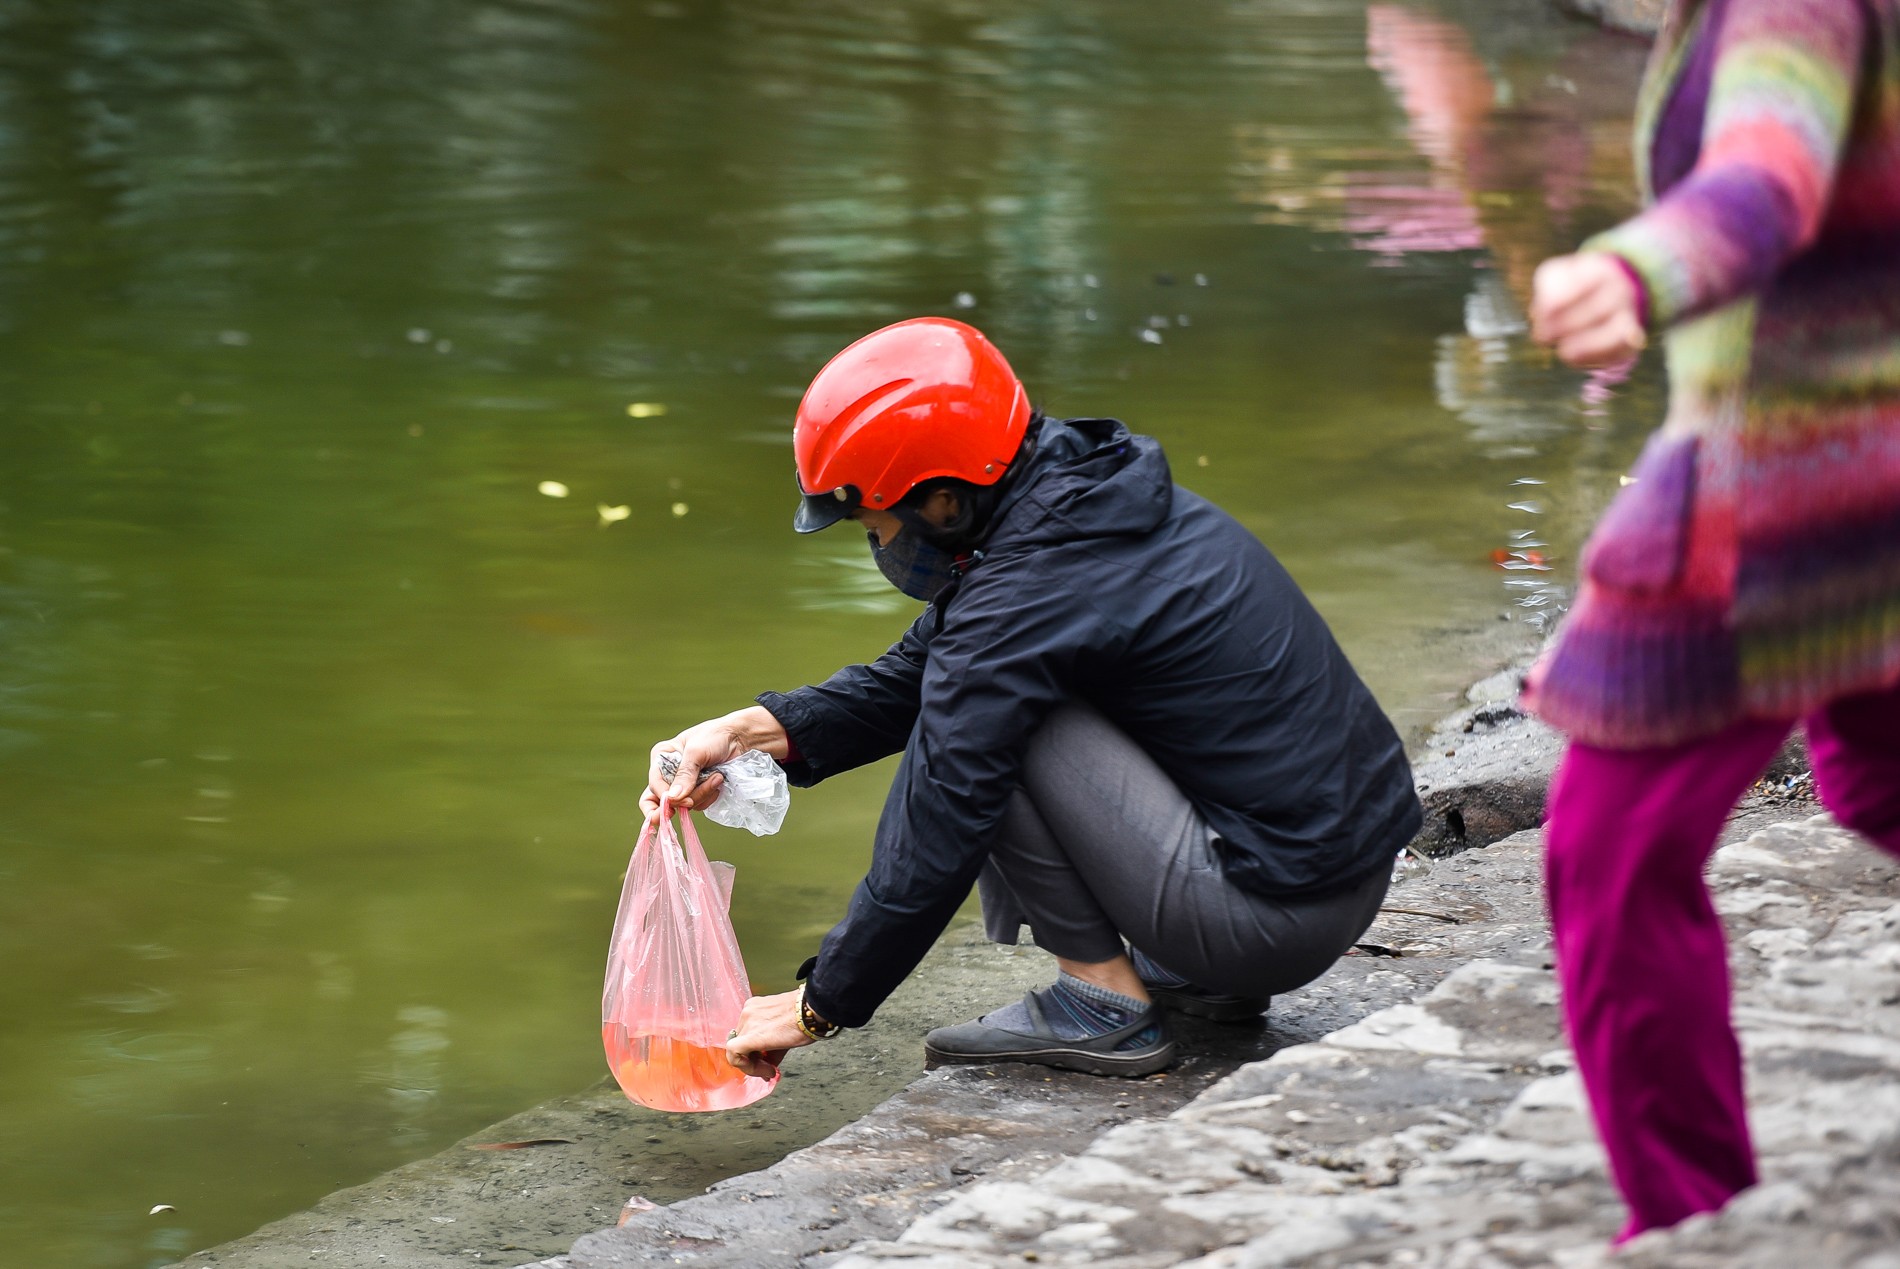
[601,800,778,1112]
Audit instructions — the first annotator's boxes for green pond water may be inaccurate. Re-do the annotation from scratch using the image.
[0,1,1656,1264]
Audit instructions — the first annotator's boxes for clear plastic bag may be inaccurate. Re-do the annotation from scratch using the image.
[601,802,778,1113]
[661,749,790,836]
[1392,844,1433,885]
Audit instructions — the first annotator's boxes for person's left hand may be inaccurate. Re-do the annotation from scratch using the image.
[1530,251,1648,368]
[725,989,809,1077]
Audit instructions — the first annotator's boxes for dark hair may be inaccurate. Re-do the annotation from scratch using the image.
[894,412,1043,552]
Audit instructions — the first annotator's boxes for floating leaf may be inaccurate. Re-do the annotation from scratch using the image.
[670,502,689,518]
[626,402,668,418]
[539,481,570,498]
[467,1138,574,1151]
[598,504,631,527]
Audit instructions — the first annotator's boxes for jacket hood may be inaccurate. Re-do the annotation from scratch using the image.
[988,417,1172,548]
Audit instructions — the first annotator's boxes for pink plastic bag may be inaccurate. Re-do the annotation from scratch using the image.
[601,801,778,1112]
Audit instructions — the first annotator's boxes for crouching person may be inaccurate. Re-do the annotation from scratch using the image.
[644,317,1421,1077]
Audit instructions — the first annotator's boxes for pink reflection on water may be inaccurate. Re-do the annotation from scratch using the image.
[1232,3,1640,276]
[1366,6,1493,169]
[1340,180,1486,257]
[1581,357,1637,418]
[1351,4,1494,257]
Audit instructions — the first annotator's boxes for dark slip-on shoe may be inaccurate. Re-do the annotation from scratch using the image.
[1145,983,1272,1024]
[923,992,1175,1078]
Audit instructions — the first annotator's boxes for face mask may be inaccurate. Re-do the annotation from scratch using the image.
[868,528,960,601]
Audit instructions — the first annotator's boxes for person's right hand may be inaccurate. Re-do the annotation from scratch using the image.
[642,720,743,822]
[641,706,791,823]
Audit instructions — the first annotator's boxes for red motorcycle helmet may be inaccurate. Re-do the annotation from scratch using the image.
[793,317,1031,532]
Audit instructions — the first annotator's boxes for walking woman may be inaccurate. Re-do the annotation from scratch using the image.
[1527,0,1900,1242]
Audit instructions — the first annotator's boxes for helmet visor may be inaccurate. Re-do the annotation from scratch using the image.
[792,481,859,534]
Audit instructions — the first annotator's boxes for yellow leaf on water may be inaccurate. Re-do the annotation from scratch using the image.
[626,402,668,418]
[670,502,689,518]
[538,481,570,498]
[598,504,631,526]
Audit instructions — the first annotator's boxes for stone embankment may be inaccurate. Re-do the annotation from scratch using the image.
[550,686,1899,1268]
[813,811,1900,1268]
[167,668,1565,1269]
[172,666,1891,1269]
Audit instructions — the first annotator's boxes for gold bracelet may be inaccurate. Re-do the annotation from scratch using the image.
[795,984,842,1041]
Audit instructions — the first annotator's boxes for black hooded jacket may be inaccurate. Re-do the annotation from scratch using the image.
[758,417,1421,1028]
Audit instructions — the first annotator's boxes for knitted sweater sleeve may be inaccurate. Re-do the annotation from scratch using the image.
[1586,0,1867,327]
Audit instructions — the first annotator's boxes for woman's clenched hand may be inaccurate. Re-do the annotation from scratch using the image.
[1531,252,1648,369]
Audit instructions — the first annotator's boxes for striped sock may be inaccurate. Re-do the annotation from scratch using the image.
[1051,973,1148,1032]
[1131,946,1190,989]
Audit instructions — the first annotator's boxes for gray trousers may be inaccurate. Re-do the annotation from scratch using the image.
[978,703,1390,999]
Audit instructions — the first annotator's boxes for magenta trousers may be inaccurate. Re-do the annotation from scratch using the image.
[1544,680,1900,1242]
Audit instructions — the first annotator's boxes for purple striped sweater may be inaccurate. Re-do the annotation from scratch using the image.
[1525,0,1900,748]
